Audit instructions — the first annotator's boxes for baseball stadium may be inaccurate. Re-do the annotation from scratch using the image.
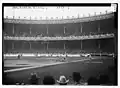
[3,5,117,85]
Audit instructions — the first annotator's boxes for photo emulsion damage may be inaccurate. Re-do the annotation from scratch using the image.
[2,4,118,85]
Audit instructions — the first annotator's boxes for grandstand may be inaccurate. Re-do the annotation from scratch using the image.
[3,12,116,54]
[3,6,117,85]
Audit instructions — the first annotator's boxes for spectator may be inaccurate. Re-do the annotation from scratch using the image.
[29,72,40,85]
[21,83,25,85]
[99,74,109,85]
[16,82,25,85]
[87,76,99,85]
[3,73,15,85]
[72,72,82,84]
[43,75,55,85]
[16,83,20,85]
[57,75,69,85]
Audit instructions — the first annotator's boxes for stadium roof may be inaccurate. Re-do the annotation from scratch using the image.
[4,5,116,20]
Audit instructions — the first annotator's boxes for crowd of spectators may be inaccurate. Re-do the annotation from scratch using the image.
[4,32,114,40]
[4,51,114,58]
[3,72,112,85]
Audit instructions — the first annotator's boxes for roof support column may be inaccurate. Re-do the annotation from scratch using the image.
[12,42,14,50]
[13,23,14,35]
[81,40,82,50]
[81,23,83,33]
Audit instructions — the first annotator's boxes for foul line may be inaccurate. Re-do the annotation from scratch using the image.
[4,58,96,73]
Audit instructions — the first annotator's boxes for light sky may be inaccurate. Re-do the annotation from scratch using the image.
[4,5,116,19]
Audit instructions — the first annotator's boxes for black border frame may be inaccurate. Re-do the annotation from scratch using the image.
[2,3,118,85]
